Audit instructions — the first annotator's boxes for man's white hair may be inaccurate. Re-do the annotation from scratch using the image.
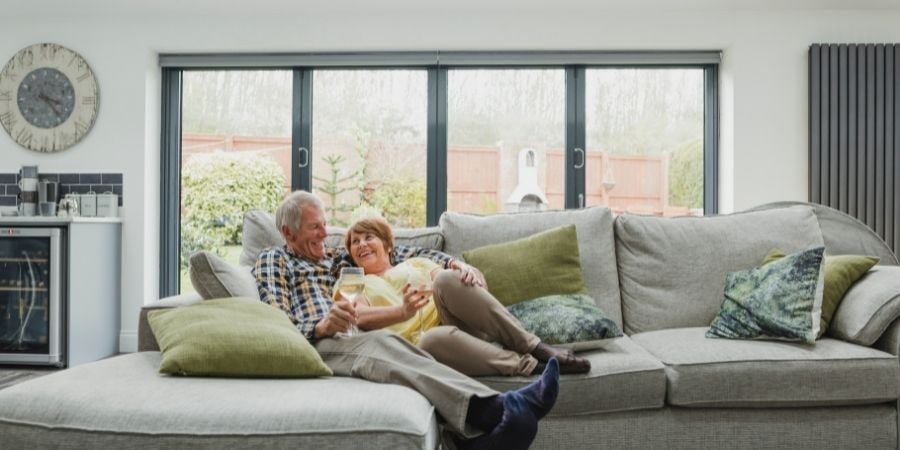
[276,190,325,232]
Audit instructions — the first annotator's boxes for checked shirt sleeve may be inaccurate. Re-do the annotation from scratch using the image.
[392,245,454,269]
[253,247,332,340]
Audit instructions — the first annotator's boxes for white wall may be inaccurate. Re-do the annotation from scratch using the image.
[1,9,899,352]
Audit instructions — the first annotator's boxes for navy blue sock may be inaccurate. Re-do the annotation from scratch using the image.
[512,356,560,420]
[458,393,538,450]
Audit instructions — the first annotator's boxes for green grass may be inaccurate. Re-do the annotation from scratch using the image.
[179,244,243,295]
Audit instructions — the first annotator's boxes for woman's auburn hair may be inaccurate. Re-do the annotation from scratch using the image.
[345,216,394,253]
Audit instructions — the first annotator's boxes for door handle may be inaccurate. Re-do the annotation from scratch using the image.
[574,148,585,169]
[297,147,309,168]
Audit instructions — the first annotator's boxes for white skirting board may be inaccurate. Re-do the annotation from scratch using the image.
[119,330,137,353]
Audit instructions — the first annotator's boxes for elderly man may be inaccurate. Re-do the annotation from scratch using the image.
[253,190,559,449]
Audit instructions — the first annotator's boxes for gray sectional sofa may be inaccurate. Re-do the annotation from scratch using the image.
[1,201,899,449]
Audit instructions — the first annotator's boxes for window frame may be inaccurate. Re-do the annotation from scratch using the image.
[160,52,719,297]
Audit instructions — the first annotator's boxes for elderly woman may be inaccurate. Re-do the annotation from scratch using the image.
[341,216,591,376]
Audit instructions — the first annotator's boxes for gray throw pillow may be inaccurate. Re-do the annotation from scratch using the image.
[707,246,826,344]
[830,266,900,346]
[507,294,623,351]
[190,251,259,300]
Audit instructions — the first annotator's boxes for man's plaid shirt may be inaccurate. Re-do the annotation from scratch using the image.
[253,245,453,340]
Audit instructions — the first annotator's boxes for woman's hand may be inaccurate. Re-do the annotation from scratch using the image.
[448,259,486,288]
[314,299,357,338]
[400,283,431,320]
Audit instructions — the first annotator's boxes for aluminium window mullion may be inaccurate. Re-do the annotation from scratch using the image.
[159,68,182,297]
[566,66,586,209]
[292,69,313,191]
[427,67,448,226]
[703,64,719,215]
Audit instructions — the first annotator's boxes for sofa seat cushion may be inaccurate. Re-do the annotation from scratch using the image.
[631,327,900,407]
[476,336,666,416]
[0,352,439,449]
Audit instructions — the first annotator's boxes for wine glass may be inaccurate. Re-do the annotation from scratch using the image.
[406,272,433,343]
[336,267,365,337]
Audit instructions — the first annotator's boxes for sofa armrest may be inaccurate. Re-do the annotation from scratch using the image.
[137,292,203,352]
[874,318,900,356]
[829,266,900,346]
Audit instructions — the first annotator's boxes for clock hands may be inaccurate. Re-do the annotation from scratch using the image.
[37,93,63,118]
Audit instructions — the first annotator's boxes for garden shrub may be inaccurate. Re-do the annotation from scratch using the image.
[182,151,285,246]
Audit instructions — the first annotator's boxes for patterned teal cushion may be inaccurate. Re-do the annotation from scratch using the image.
[507,294,623,351]
[707,246,825,344]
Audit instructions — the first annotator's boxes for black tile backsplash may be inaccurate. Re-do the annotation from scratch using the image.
[58,173,79,184]
[78,174,102,184]
[101,173,123,184]
[0,172,123,207]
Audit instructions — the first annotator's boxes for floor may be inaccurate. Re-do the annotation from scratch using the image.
[0,366,59,391]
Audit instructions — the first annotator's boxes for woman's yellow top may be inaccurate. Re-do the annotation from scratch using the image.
[363,257,442,345]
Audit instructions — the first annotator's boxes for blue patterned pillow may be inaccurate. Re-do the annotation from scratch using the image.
[707,246,825,344]
[507,294,623,351]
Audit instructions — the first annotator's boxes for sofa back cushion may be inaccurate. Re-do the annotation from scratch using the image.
[440,206,622,328]
[615,206,824,334]
[749,201,899,266]
[239,208,444,267]
[190,251,259,300]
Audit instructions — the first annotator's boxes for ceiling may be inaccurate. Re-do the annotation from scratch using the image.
[3,0,900,18]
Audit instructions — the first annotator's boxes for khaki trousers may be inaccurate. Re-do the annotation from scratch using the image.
[314,329,496,437]
[418,270,541,377]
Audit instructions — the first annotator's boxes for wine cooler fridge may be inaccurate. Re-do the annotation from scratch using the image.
[0,227,64,366]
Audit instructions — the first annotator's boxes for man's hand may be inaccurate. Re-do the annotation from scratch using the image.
[449,260,486,288]
[399,283,431,320]
[314,299,357,338]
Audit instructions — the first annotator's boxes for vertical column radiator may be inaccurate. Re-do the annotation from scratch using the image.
[810,44,899,255]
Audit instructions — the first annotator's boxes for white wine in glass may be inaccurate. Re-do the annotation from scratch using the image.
[337,267,365,337]
[406,272,433,343]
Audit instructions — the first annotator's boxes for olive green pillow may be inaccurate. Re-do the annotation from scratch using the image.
[462,224,587,306]
[763,249,878,337]
[148,298,332,378]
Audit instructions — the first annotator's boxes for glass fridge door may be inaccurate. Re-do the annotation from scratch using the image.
[0,228,62,364]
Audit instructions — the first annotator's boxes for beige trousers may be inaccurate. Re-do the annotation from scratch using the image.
[418,270,541,377]
[314,329,496,437]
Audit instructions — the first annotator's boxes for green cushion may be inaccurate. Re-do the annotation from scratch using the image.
[707,246,825,344]
[462,224,587,306]
[147,298,332,378]
[507,294,623,351]
[763,249,879,337]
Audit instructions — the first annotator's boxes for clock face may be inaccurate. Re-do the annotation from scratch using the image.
[18,68,76,128]
[0,43,99,152]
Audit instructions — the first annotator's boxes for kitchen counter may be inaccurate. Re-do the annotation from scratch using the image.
[0,216,122,225]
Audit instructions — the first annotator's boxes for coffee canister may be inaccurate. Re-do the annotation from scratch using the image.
[80,192,97,217]
[96,192,119,217]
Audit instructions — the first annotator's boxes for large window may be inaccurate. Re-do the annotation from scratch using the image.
[447,69,566,213]
[179,70,291,293]
[160,52,719,295]
[585,69,705,216]
[312,70,428,227]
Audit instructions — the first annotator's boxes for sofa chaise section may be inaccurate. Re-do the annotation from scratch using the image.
[0,352,440,449]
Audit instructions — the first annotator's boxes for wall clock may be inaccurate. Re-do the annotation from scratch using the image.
[0,43,100,152]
